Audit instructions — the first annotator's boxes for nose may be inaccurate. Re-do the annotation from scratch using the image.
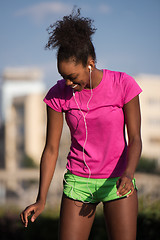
[65,79,73,86]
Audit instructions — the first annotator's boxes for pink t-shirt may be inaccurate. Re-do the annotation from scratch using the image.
[44,69,142,179]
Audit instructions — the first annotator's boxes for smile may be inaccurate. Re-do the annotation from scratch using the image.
[71,84,78,89]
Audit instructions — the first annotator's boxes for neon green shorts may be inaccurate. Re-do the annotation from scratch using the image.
[63,171,137,203]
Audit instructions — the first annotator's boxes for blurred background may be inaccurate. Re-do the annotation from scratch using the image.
[0,0,160,239]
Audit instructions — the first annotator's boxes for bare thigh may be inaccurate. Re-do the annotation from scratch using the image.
[103,190,138,240]
[59,194,97,240]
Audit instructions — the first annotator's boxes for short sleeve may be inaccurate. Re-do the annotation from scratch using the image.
[121,73,142,105]
[43,83,62,112]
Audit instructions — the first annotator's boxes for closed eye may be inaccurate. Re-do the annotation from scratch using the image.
[69,77,77,81]
[62,74,78,81]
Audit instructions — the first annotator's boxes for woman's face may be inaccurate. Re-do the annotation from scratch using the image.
[58,59,91,92]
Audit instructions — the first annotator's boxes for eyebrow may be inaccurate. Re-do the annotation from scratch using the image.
[62,73,78,79]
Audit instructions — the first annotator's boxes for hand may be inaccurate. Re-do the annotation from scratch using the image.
[116,173,134,198]
[20,200,45,228]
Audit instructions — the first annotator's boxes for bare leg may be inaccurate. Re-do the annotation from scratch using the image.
[59,194,97,240]
[103,190,138,240]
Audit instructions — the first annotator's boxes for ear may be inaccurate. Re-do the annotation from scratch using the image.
[87,58,95,72]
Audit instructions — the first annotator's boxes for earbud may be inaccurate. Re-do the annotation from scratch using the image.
[88,65,92,72]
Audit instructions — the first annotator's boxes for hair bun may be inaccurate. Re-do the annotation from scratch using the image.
[45,8,96,50]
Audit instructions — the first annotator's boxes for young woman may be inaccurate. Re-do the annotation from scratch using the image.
[20,8,142,240]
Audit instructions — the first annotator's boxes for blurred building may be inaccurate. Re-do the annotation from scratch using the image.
[0,68,45,197]
[136,74,160,164]
[0,68,46,173]
[0,67,70,205]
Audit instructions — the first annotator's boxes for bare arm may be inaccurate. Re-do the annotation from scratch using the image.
[20,106,63,227]
[37,106,63,203]
[117,95,142,197]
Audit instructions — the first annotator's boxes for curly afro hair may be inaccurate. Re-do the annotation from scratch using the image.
[45,7,97,66]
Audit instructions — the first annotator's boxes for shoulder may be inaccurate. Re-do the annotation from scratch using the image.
[44,79,73,112]
[104,69,138,85]
[104,69,125,83]
[102,69,127,90]
[103,69,142,105]
[45,79,71,100]
[47,79,65,94]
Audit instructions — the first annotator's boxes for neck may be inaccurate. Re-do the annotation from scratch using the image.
[90,68,103,89]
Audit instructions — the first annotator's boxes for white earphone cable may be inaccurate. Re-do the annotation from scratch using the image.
[64,68,93,203]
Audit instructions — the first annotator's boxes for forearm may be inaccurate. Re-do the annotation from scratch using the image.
[36,147,59,204]
[124,136,142,179]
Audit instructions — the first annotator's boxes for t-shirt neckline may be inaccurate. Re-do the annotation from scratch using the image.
[81,69,105,92]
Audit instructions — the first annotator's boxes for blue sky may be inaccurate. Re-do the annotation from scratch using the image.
[0,0,160,88]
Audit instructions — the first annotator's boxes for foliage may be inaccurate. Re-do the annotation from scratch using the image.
[137,211,160,239]
[136,156,159,174]
[137,198,160,240]
[138,197,160,217]
[21,155,38,168]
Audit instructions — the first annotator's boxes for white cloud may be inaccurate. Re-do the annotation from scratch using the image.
[15,2,111,24]
[15,2,72,23]
[98,4,111,14]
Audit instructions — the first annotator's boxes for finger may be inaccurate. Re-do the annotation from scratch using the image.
[118,181,132,196]
[31,208,42,222]
[24,212,29,228]
[116,178,126,195]
[126,186,135,198]
[20,212,25,224]
[20,211,28,227]
[117,178,134,196]
[121,182,134,197]
[23,207,34,227]
[116,178,121,189]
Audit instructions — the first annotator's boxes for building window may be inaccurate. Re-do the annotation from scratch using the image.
[149,137,160,144]
[148,119,160,126]
[148,98,160,105]
[14,100,25,167]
